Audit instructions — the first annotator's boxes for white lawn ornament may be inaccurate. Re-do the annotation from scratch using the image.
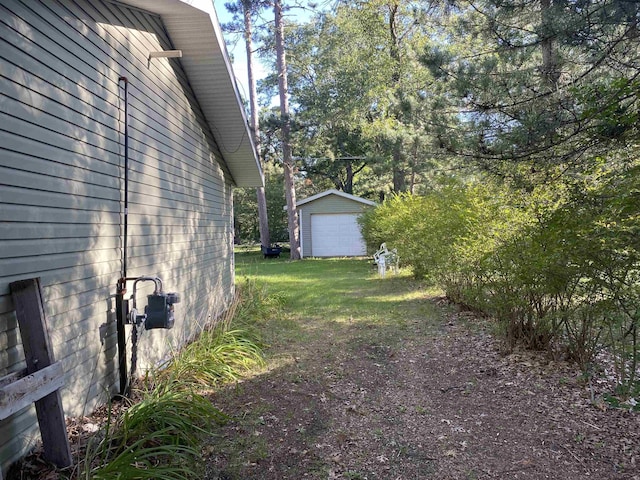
[378,253,387,278]
[373,243,399,277]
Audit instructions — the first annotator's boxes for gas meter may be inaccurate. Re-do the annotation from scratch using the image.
[124,276,180,330]
[144,291,180,329]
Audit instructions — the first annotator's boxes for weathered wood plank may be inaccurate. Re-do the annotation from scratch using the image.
[0,369,26,389]
[0,363,64,420]
[9,279,72,468]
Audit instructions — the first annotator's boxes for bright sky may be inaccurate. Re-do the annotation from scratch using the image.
[211,1,334,104]
[211,0,269,103]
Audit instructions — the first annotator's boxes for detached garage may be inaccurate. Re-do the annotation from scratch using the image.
[296,190,376,258]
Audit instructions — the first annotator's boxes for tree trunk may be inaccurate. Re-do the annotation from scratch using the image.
[344,162,354,194]
[409,138,418,194]
[388,3,406,193]
[625,2,639,38]
[388,3,401,84]
[242,0,270,247]
[540,0,560,88]
[274,0,301,259]
[392,140,406,193]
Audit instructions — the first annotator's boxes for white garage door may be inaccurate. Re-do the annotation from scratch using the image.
[311,213,366,257]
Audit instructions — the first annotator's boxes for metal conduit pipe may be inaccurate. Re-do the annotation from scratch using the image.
[113,78,180,396]
[119,76,129,281]
[116,76,129,396]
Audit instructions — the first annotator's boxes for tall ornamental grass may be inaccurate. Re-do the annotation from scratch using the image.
[80,280,277,479]
[83,387,227,480]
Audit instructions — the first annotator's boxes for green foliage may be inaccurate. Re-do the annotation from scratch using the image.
[234,164,288,244]
[412,0,640,395]
[155,281,271,389]
[270,0,453,195]
[80,278,278,479]
[361,163,640,391]
[360,181,502,282]
[83,388,226,480]
[157,327,264,389]
[233,277,288,325]
[424,0,640,181]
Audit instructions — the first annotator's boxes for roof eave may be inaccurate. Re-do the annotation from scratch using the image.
[117,0,263,188]
[296,189,377,207]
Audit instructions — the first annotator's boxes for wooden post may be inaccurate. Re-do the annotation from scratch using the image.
[9,278,72,469]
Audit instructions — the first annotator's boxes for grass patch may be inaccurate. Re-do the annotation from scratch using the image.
[156,327,264,389]
[75,280,275,480]
[235,248,442,350]
[83,387,226,480]
[22,250,438,480]
[200,249,444,479]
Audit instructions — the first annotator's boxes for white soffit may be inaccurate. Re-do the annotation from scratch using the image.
[117,0,263,187]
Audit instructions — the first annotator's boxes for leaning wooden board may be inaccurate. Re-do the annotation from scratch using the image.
[1,278,73,478]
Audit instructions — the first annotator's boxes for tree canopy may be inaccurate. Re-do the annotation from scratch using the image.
[225,0,640,237]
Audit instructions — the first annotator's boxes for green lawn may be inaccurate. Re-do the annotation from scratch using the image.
[207,250,639,480]
[207,248,446,478]
[234,247,442,356]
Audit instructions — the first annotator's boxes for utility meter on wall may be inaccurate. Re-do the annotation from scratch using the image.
[124,277,180,330]
[144,291,180,329]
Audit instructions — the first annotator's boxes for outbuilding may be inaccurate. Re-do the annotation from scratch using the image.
[296,189,376,258]
[0,0,261,471]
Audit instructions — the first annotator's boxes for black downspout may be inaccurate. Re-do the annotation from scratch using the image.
[116,76,129,396]
[120,76,129,281]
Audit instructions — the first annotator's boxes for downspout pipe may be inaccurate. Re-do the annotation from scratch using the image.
[116,76,129,396]
[119,76,129,281]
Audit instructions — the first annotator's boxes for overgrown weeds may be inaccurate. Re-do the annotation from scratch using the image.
[233,277,288,325]
[82,387,226,480]
[75,280,275,479]
[155,326,264,389]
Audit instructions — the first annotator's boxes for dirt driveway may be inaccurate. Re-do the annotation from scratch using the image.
[205,264,640,480]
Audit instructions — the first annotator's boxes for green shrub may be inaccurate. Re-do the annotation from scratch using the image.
[360,182,485,282]
[360,162,640,391]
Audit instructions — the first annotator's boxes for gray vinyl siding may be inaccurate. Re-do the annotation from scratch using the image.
[298,195,371,258]
[0,0,236,471]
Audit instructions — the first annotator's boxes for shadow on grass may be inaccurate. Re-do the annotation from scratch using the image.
[209,251,447,479]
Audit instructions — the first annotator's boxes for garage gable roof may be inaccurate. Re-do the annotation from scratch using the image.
[118,0,263,187]
[296,189,377,208]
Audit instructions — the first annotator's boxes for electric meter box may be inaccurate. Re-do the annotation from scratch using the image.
[144,292,180,330]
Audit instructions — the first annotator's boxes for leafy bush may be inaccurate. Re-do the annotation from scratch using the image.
[361,163,640,391]
[360,182,484,281]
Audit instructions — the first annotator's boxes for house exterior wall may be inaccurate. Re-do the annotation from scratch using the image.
[298,195,371,258]
[0,0,235,469]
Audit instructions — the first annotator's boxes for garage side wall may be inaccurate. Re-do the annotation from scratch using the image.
[0,0,235,470]
[298,195,370,258]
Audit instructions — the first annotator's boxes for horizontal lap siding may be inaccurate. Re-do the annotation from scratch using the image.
[299,195,370,257]
[0,0,234,471]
